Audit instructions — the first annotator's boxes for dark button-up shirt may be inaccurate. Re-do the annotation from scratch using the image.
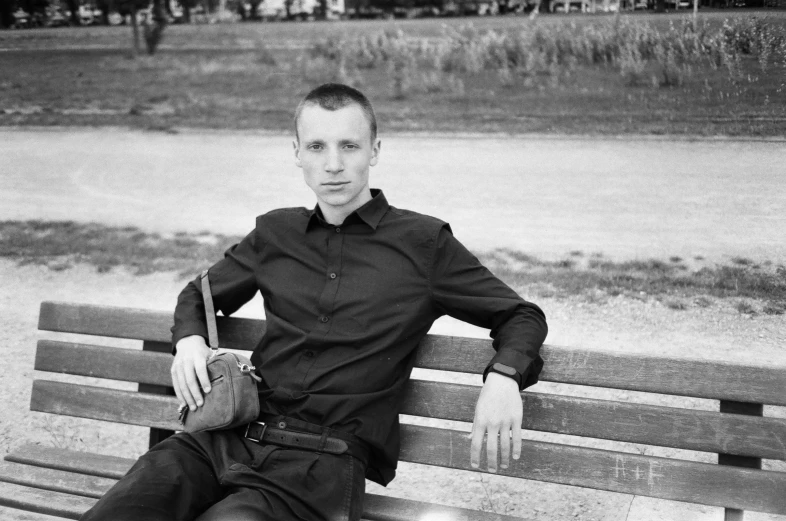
[172,189,547,485]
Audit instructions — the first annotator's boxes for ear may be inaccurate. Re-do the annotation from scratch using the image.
[369,139,381,167]
[293,139,302,167]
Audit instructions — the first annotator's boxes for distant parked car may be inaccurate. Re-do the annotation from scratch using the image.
[551,0,589,12]
[665,0,694,8]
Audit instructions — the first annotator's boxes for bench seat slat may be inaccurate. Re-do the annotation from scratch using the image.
[38,302,786,406]
[0,480,90,520]
[31,374,786,461]
[0,461,116,499]
[5,445,133,480]
[400,424,786,515]
[1,451,520,521]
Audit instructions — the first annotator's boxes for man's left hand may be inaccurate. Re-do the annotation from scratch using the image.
[469,372,523,473]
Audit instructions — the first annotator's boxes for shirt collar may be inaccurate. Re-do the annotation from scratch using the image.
[306,189,389,232]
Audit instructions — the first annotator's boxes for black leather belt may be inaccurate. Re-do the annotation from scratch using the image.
[244,418,370,464]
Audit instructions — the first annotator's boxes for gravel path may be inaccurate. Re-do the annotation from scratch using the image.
[2,128,785,263]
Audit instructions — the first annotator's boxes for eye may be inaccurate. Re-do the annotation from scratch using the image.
[343,144,358,150]
[308,144,323,151]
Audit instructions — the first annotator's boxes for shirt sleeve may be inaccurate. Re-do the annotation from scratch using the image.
[170,221,264,355]
[430,224,547,390]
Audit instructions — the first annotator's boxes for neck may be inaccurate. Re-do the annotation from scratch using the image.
[319,189,373,225]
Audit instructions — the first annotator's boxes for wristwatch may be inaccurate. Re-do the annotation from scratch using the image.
[484,362,522,388]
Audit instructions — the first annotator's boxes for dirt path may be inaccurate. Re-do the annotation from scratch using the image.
[2,128,785,263]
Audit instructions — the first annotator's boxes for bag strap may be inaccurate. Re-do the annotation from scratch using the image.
[200,269,220,351]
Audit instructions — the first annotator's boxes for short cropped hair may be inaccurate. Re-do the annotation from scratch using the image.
[294,83,378,143]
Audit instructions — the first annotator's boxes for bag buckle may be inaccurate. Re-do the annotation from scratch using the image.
[245,421,267,443]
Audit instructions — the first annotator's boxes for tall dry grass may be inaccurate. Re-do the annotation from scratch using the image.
[303,16,786,96]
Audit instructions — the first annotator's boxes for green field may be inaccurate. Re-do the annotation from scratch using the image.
[1,11,785,135]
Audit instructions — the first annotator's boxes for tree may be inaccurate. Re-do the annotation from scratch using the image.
[116,0,152,56]
[1,0,16,27]
[64,0,80,24]
[143,0,167,54]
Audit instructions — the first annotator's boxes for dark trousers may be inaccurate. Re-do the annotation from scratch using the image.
[81,419,367,521]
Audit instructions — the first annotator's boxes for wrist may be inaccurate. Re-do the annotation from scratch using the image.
[485,371,519,388]
[484,362,522,389]
[176,335,209,353]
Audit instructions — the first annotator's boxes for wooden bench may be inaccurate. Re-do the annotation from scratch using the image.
[1,301,785,520]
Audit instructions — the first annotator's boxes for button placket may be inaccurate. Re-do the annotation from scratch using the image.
[315,227,343,333]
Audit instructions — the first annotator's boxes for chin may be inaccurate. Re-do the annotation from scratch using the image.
[320,193,353,208]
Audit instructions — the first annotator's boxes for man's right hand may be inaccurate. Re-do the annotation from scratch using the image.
[171,335,212,412]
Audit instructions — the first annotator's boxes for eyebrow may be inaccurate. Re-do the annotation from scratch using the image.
[304,138,361,146]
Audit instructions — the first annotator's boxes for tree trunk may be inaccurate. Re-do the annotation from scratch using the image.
[130,4,140,56]
[1,0,14,28]
[183,1,191,22]
[529,0,541,18]
[65,0,81,24]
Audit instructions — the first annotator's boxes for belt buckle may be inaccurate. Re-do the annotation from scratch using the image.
[245,421,267,443]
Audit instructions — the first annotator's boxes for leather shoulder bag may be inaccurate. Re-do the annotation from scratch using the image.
[177,269,261,433]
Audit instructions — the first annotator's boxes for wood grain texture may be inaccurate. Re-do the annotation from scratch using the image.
[0,480,91,520]
[5,445,134,480]
[38,301,264,351]
[1,449,524,521]
[31,380,182,431]
[31,340,786,461]
[0,461,115,499]
[398,424,786,515]
[26,382,786,513]
[403,381,786,461]
[35,340,173,386]
[37,302,786,405]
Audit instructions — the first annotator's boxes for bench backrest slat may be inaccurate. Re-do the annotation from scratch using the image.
[399,424,786,516]
[30,357,786,462]
[38,302,786,406]
[26,380,786,515]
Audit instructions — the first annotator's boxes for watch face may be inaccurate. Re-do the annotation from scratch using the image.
[492,363,517,376]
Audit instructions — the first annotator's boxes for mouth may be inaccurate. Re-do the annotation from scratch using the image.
[323,182,349,187]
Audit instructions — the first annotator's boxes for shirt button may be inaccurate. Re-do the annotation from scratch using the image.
[319,315,330,323]
[335,227,341,233]
[329,273,337,279]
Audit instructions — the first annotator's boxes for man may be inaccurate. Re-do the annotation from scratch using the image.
[82,83,547,521]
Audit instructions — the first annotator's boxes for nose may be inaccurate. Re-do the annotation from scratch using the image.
[324,148,343,174]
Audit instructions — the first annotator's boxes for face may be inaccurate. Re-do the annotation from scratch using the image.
[294,103,381,219]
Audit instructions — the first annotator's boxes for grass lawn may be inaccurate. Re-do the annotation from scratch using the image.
[2,220,784,314]
[1,11,785,135]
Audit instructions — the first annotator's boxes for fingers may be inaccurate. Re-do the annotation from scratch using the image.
[194,356,211,395]
[171,357,205,412]
[499,424,511,470]
[470,421,484,470]
[486,425,499,473]
[512,420,522,462]
[184,363,204,409]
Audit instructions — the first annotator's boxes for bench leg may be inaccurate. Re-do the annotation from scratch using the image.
[141,340,176,448]
[718,400,763,521]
